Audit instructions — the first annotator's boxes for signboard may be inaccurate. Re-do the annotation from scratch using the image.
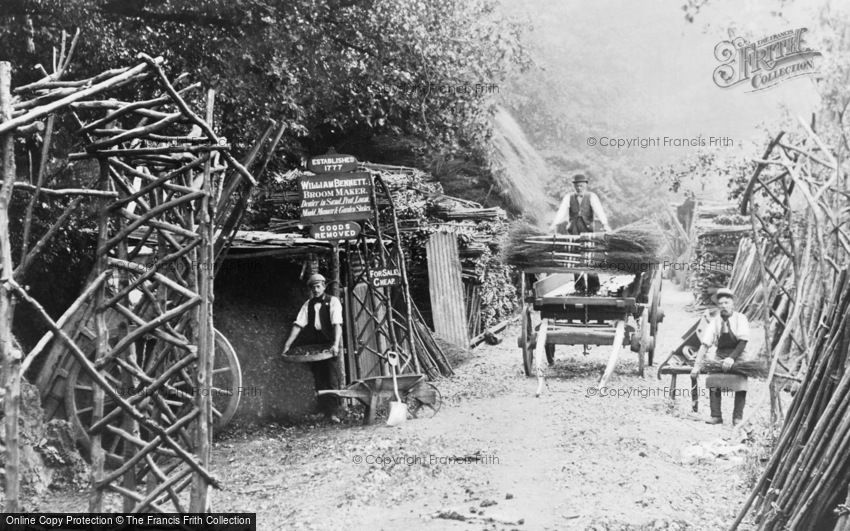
[299,172,373,223]
[371,267,402,288]
[309,221,361,241]
[308,153,358,173]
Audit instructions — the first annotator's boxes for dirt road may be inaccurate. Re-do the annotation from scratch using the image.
[211,282,765,530]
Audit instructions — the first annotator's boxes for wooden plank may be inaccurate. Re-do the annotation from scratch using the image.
[351,283,381,378]
[425,232,468,347]
[597,320,626,388]
[534,319,548,397]
[533,273,573,297]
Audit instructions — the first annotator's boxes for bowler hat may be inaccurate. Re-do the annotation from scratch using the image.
[712,287,735,303]
[572,174,588,184]
[307,273,326,285]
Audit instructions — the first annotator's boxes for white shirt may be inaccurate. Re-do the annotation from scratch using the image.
[294,296,343,330]
[550,192,610,232]
[699,311,752,358]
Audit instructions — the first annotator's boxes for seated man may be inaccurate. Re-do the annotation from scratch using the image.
[690,288,751,425]
[282,273,343,418]
[550,173,612,294]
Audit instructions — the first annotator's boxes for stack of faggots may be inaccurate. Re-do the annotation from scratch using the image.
[689,209,750,305]
[503,221,664,272]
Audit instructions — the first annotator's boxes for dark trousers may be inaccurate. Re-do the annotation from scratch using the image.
[575,273,600,294]
[295,326,342,416]
[709,388,746,420]
[312,358,341,415]
[565,220,599,295]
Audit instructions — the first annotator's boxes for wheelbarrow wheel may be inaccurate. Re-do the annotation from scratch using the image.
[405,382,442,419]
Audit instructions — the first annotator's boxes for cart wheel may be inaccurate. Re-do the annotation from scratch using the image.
[521,304,535,377]
[406,382,442,419]
[648,269,662,339]
[518,274,536,377]
[65,327,242,467]
[647,269,662,366]
[64,345,130,468]
[637,310,650,377]
[211,329,242,430]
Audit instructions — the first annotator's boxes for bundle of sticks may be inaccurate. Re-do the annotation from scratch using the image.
[700,358,768,378]
[734,268,850,529]
[411,304,454,379]
[502,220,664,271]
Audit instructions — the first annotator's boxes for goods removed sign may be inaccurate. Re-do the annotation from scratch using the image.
[371,267,402,287]
[309,221,361,241]
[299,172,373,223]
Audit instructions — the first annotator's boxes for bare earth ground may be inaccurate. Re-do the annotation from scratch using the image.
[41,282,769,530]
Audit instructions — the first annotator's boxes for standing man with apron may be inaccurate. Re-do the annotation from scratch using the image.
[550,174,612,294]
[691,288,751,425]
[282,273,344,419]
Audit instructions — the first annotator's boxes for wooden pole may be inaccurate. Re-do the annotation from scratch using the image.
[0,61,156,135]
[330,243,345,388]
[0,60,21,513]
[114,179,139,511]
[88,159,111,512]
[190,89,215,512]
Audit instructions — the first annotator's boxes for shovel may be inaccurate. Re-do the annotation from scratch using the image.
[385,351,407,427]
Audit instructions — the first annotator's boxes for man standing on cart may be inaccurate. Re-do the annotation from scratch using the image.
[550,173,612,294]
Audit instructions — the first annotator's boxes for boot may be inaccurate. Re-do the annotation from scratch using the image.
[545,344,555,366]
[707,387,722,424]
[733,391,747,423]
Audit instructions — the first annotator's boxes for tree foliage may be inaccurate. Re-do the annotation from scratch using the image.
[1,0,529,168]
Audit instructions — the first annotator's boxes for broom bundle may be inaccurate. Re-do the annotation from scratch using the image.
[502,220,664,272]
[700,358,768,378]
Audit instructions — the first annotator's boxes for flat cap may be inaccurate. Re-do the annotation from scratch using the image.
[712,287,734,302]
[307,273,326,285]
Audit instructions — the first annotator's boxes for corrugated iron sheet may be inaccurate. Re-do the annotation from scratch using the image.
[426,232,468,346]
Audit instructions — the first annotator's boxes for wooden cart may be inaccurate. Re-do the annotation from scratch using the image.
[517,262,663,386]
